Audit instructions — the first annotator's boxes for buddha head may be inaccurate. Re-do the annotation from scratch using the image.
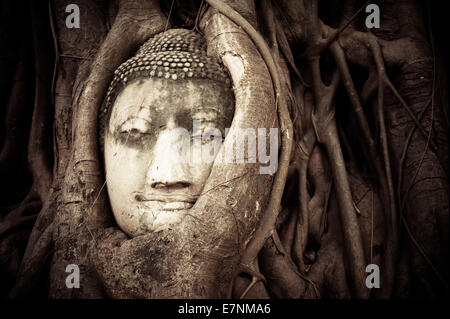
[100,29,234,237]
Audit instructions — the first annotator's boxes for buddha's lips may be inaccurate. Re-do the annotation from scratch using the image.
[134,193,198,204]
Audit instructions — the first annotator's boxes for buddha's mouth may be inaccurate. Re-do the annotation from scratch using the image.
[134,193,197,211]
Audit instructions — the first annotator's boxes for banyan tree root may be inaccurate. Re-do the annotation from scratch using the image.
[203,0,294,298]
[274,0,447,298]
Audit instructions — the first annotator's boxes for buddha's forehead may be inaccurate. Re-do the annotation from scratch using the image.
[109,78,234,127]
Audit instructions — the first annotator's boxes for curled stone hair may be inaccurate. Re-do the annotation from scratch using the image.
[99,28,233,148]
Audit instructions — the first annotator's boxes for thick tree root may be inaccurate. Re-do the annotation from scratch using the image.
[8,223,53,298]
[205,0,294,296]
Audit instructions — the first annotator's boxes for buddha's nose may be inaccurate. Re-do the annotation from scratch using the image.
[146,128,192,190]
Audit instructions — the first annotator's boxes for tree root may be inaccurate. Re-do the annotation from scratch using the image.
[308,52,367,297]
[0,214,38,239]
[306,146,331,247]
[28,0,54,201]
[0,37,33,205]
[8,223,54,298]
[290,87,316,274]
[398,79,448,289]
[260,232,319,299]
[279,205,297,257]
[362,36,399,297]
[9,189,57,297]
[205,0,294,296]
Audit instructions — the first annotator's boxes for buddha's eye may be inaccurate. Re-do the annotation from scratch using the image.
[191,126,223,145]
[118,118,152,141]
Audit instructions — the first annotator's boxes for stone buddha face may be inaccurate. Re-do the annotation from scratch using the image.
[104,77,234,237]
